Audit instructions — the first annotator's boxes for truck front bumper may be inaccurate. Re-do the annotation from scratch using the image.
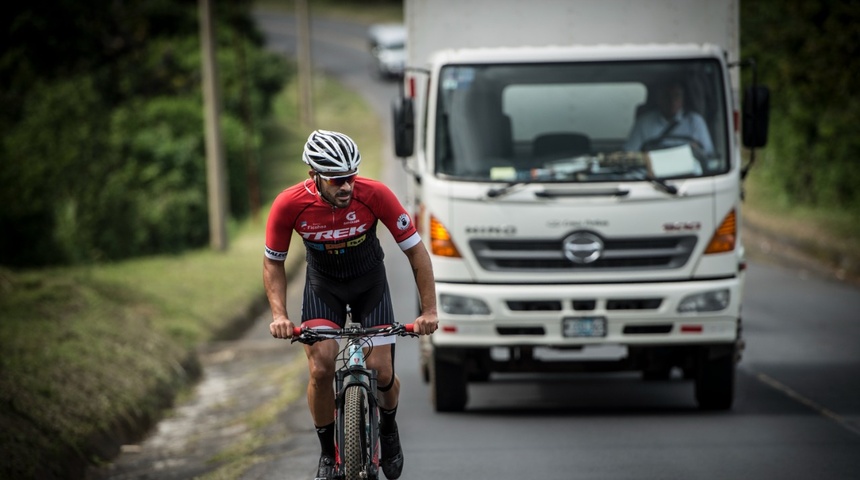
[432,277,741,348]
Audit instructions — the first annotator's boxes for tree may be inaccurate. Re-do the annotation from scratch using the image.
[0,0,289,266]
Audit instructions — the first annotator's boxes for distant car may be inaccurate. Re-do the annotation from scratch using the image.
[367,23,406,79]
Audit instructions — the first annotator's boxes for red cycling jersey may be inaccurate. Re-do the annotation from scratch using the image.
[265,176,420,280]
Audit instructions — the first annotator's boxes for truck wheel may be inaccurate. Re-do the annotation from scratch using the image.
[642,366,672,381]
[694,346,735,410]
[431,354,468,412]
[467,348,492,383]
[419,336,431,383]
[416,295,431,383]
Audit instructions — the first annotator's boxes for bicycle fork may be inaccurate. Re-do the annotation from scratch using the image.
[334,342,380,479]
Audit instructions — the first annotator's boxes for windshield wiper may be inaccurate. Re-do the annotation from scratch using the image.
[486,181,531,199]
[647,176,679,195]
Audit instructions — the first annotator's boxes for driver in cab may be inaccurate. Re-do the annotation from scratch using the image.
[624,80,714,157]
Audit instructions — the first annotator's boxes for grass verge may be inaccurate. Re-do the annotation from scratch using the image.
[0,66,383,478]
[743,168,860,284]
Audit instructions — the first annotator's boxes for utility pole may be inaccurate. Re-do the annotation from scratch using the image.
[296,0,314,128]
[199,0,229,251]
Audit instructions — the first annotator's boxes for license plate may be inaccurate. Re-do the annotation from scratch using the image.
[562,317,607,338]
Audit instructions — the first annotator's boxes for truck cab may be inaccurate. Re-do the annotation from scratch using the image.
[393,0,769,413]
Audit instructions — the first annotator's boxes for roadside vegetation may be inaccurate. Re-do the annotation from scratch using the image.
[0,71,384,479]
[1,0,858,478]
[741,0,860,280]
[1,1,290,267]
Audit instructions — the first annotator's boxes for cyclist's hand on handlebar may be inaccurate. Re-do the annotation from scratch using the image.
[412,309,438,335]
[270,315,296,339]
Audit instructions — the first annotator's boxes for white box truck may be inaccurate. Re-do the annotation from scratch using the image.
[392,0,770,411]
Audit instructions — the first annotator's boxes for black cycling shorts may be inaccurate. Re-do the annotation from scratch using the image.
[301,263,395,329]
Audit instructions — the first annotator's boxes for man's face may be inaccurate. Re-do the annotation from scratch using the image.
[311,170,357,208]
[658,84,684,118]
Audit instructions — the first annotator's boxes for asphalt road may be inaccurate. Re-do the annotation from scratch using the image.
[92,9,860,480]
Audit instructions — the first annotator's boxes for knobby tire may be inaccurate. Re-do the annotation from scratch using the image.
[343,385,368,480]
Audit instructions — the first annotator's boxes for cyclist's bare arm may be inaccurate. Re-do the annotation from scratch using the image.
[264,256,295,338]
[403,242,438,335]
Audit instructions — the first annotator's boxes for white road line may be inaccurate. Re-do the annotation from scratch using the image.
[756,372,860,436]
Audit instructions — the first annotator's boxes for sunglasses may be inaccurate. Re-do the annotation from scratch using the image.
[317,171,358,187]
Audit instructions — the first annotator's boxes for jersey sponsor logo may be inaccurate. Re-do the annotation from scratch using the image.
[305,234,367,254]
[346,211,357,222]
[265,246,287,259]
[397,213,411,231]
[347,234,366,247]
[299,223,369,241]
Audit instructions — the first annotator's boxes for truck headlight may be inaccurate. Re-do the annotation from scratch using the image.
[440,294,490,315]
[677,289,730,313]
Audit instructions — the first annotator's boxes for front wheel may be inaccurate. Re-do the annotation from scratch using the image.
[431,349,468,412]
[694,345,736,410]
[343,386,371,480]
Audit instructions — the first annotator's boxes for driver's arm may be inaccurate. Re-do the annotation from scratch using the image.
[624,114,649,151]
[691,114,715,156]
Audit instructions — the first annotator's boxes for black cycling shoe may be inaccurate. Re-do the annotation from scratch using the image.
[380,424,404,479]
[315,454,335,480]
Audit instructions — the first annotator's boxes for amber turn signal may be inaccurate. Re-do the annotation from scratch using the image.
[704,209,736,254]
[430,215,461,257]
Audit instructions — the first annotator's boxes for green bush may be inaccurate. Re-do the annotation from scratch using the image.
[742,0,860,215]
[0,74,110,265]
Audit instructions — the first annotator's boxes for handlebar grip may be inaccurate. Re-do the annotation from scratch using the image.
[292,326,303,337]
[404,323,414,333]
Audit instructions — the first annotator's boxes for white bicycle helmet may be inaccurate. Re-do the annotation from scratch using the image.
[302,130,361,173]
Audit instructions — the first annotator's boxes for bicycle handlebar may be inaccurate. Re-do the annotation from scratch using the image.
[290,323,416,345]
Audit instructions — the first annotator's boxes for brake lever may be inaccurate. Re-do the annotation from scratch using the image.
[394,324,419,337]
[290,330,321,345]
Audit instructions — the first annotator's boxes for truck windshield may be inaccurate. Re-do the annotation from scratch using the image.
[434,60,728,183]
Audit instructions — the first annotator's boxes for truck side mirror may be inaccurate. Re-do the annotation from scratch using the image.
[742,85,770,148]
[392,96,415,158]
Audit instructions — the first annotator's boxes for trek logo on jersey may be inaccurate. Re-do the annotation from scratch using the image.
[299,223,369,241]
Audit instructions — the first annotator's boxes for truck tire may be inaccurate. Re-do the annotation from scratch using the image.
[416,296,431,383]
[467,348,492,383]
[694,346,735,410]
[642,366,673,381]
[431,352,468,412]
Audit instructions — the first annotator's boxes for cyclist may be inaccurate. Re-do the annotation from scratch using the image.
[264,130,438,480]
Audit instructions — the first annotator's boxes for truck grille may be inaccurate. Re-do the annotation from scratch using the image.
[470,234,697,272]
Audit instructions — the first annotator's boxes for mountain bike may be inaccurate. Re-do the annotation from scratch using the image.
[292,318,416,480]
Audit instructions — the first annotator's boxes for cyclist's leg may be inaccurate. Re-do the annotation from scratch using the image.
[302,268,349,431]
[367,344,399,409]
[304,340,339,425]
